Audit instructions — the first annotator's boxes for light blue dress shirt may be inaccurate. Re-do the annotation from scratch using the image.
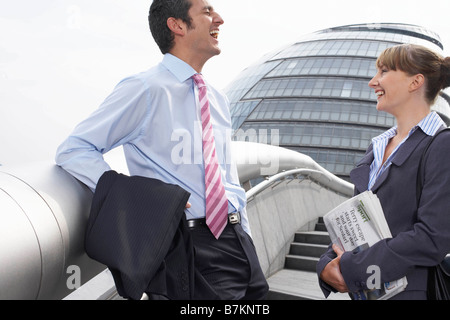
[55,54,250,235]
[368,111,445,190]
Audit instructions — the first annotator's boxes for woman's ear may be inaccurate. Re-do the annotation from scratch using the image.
[167,17,185,36]
[409,73,425,93]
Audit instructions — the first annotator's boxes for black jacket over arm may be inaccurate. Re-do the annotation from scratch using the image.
[84,170,216,300]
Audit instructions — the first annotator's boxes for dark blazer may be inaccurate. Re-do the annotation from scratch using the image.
[317,127,450,298]
[84,170,217,300]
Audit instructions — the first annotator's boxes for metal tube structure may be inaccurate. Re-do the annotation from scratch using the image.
[0,162,105,299]
[0,141,352,299]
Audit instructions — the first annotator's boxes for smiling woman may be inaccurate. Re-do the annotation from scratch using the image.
[368,44,450,126]
[318,43,450,300]
[374,44,450,105]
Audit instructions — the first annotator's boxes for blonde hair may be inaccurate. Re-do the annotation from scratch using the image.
[376,44,450,104]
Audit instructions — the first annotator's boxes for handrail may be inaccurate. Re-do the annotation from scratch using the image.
[243,167,352,277]
[231,141,354,197]
[247,168,354,200]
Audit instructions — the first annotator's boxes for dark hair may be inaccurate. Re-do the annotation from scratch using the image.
[148,0,193,54]
[377,44,450,104]
[440,57,450,91]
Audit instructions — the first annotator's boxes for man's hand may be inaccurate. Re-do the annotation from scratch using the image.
[185,202,191,209]
[320,244,349,293]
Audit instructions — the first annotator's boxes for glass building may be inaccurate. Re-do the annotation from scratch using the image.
[226,23,450,182]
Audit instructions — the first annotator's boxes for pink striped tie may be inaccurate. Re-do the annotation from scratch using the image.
[192,74,228,239]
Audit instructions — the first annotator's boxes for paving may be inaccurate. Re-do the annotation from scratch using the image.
[267,269,350,300]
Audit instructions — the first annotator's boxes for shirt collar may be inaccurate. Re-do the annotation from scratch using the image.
[372,111,445,144]
[415,111,445,136]
[161,53,197,83]
[372,127,397,144]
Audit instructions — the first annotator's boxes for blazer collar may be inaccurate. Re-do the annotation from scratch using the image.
[350,129,429,193]
[389,129,428,167]
[350,145,373,194]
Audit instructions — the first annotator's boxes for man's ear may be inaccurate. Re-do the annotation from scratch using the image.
[167,17,185,36]
[409,73,425,93]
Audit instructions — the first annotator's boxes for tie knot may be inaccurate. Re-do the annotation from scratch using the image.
[192,73,206,88]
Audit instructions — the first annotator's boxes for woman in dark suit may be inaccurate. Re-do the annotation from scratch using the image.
[317,44,450,300]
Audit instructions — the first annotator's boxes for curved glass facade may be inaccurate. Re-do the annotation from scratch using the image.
[226,23,450,182]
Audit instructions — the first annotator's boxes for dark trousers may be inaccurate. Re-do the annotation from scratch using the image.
[190,222,269,300]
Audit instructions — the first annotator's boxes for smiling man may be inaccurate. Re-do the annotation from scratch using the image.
[55,0,268,300]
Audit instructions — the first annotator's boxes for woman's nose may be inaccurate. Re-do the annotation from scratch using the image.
[368,75,378,88]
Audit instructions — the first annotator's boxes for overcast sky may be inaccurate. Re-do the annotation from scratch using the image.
[1,0,449,166]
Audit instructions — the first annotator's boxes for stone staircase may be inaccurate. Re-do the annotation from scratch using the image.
[284,218,330,273]
[267,218,349,300]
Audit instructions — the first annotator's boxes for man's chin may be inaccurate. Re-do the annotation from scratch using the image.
[213,46,222,55]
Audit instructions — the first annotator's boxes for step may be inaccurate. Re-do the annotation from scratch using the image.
[289,242,328,258]
[294,231,331,246]
[315,222,327,232]
[265,218,345,300]
[267,269,320,300]
[284,255,319,272]
[267,269,350,300]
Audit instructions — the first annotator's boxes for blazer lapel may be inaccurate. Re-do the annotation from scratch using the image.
[370,129,428,192]
[350,145,373,194]
[370,164,390,192]
[391,129,428,167]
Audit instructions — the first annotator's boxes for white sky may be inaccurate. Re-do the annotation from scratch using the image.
[1,0,449,165]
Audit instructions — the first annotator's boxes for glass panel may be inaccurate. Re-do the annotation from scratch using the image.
[225,60,282,103]
[271,40,398,60]
[241,98,393,128]
[234,122,386,153]
[267,57,377,78]
[244,77,376,102]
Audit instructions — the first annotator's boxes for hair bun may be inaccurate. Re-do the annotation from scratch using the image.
[441,57,450,90]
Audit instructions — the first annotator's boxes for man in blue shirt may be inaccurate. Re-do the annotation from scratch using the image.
[56,0,268,300]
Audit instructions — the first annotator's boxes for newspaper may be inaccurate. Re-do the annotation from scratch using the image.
[323,191,408,300]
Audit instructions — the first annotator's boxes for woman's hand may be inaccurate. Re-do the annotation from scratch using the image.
[320,244,349,293]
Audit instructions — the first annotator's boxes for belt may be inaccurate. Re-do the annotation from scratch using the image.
[187,212,241,229]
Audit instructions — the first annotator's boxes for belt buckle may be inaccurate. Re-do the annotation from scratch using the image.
[228,212,240,225]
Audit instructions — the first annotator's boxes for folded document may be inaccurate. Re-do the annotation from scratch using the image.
[323,191,407,300]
